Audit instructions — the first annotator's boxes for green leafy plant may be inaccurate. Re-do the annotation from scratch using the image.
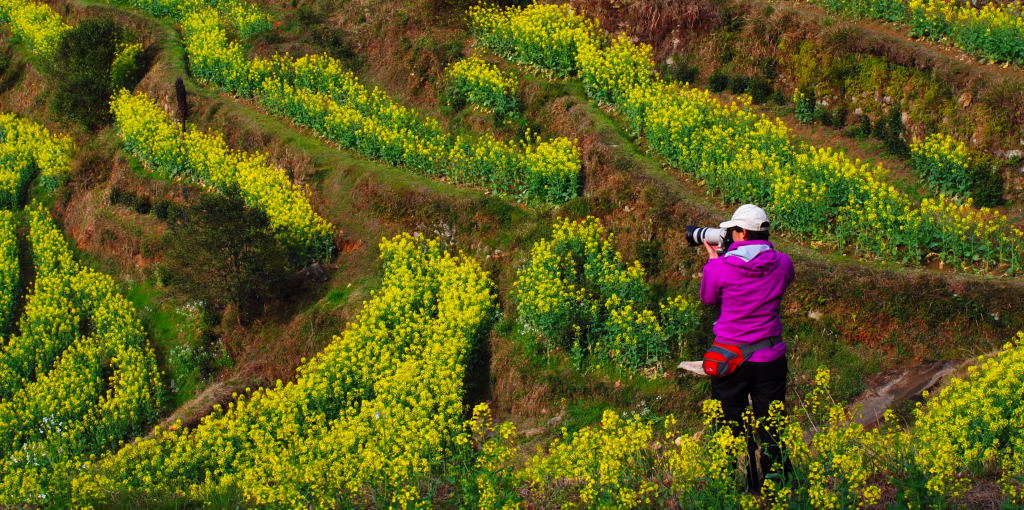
[794,87,816,123]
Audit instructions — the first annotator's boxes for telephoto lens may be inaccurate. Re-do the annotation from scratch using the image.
[685,226,727,247]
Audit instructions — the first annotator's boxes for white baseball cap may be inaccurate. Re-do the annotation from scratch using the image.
[719,204,771,231]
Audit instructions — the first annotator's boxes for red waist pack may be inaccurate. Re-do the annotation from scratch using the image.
[702,336,782,377]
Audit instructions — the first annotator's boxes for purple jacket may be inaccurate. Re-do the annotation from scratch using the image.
[699,240,794,362]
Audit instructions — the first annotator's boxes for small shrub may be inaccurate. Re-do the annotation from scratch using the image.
[153,199,170,220]
[108,187,125,206]
[438,84,466,115]
[50,18,128,129]
[757,56,778,80]
[842,124,863,139]
[727,74,750,95]
[872,112,888,139]
[971,166,1004,206]
[876,107,908,157]
[855,114,872,138]
[718,45,736,64]
[747,78,773,104]
[666,59,698,84]
[0,48,11,77]
[834,103,849,128]
[133,194,151,215]
[708,70,729,92]
[165,202,186,223]
[814,107,835,127]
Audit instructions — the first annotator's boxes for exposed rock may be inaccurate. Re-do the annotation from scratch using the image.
[300,262,328,283]
[853,360,959,427]
[958,91,973,108]
[523,427,545,437]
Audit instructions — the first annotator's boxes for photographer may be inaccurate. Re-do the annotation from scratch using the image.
[697,204,794,492]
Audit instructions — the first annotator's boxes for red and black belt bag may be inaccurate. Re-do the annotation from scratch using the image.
[702,335,783,377]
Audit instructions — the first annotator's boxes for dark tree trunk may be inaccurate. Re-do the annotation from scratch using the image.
[175,77,188,131]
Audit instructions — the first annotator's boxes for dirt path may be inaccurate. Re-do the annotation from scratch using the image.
[158,378,251,430]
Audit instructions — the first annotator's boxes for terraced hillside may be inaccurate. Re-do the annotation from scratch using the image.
[2,0,1023,506]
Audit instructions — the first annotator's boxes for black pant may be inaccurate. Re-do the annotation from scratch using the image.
[710,355,791,492]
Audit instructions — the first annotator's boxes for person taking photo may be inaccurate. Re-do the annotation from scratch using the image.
[698,204,794,492]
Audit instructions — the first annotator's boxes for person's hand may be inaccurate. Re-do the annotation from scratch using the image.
[703,239,719,259]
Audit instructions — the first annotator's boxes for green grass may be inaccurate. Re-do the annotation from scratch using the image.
[784,316,884,403]
[562,399,607,435]
[121,278,215,408]
[322,285,353,307]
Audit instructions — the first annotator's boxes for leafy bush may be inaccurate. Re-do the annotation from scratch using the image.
[708,70,729,92]
[757,56,778,80]
[50,18,128,129]
[875,106,908,157]
[153,199,170,220]
[854,114,872,138]
[833,103,849,128]
[747,78,773,104]
[665,58,698,84]
[162,192,297,321]
[814,107,836,127]
[132,194,151,215]
[727,74,750,95]
[108,187,125,206]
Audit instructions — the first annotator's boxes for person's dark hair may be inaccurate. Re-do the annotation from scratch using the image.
[745,229,771,241]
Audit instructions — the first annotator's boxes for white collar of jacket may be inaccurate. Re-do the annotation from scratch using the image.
[722,243,773,262]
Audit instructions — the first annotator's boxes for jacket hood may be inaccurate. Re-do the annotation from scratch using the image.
[722,241,779,276]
